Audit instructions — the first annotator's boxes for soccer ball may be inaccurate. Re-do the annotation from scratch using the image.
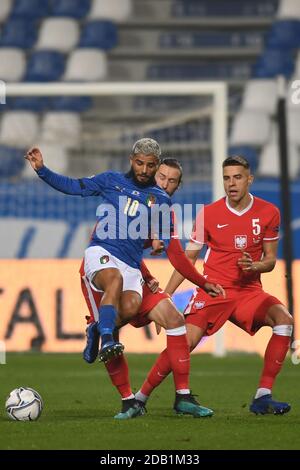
[5,387,43,421]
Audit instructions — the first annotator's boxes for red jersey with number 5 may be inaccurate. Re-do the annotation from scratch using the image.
[190,195,280,288]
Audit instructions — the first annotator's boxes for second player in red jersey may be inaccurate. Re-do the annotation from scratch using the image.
[136,155,293,416]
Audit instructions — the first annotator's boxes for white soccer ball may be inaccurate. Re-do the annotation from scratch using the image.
[5,387,43,421]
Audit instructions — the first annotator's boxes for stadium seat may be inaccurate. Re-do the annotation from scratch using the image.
[50,0,91,18]
[36,18,80,53]
[11,0,50,18]
[41,112,81,148]
[0,49,26,81]
[172,0,278,17]
[253,49,294,78]
[277,0,300,19]
[24,51,65,82]
[242,79,278,115]
[257,143,299,179]
[0,145,25,179]
[50,96,93,112]
[63,49,107,81]
[287,110,300,145]
[0,112,39,148]
[0,19,37,49]
[88,0,132,22]
[0,0,12,22]
[266,20,300,49]
[22,143,69,178]
[9,97,50,112]
[230,111,271,146]
[79,21,118,50]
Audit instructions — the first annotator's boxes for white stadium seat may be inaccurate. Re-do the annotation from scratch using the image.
[0,112,39,148]
[0,48,26,81]
[257,143,299,179]
[41,112,81,148]
[0,219,68,258]
[22,143,69,178]
[63,49,107,81]
[0,0,13,22]
[88,0,132,22]
[230,111,271,146]
[277,0,300,19]
[242,79,278,115]
[35,18,80,53]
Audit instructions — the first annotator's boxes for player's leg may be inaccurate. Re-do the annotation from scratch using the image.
[81,275,102,363]
[232,291,293,415]
[250,303,293,415]
[135,301,212,417]
[103,270,144,419]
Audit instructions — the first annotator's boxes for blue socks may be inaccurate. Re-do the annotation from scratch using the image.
[97,305,117,345]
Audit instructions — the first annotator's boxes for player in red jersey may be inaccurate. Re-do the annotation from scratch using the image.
[81,158,224,418]
[136,156,293,416]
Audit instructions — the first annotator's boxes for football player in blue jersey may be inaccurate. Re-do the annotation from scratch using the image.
[25,138,172,364]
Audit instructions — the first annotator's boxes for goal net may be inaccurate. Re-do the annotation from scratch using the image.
[1,81,227,355]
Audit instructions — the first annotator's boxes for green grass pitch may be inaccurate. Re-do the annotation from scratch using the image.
[1,353,299,450]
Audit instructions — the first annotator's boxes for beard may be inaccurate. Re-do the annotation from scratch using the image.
[125,169,156,187]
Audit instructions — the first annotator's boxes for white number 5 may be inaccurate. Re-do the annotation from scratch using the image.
[252,218,261,236]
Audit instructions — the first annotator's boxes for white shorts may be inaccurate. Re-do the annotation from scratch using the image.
[84,246,143,297]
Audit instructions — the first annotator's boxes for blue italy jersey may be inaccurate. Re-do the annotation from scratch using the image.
[37,167,173,268]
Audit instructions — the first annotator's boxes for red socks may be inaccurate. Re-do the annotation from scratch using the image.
[140,331,190,396]
[104,355,132,399]
[259,333,291,390]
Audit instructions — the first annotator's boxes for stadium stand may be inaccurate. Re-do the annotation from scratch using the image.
[0,0,300,258]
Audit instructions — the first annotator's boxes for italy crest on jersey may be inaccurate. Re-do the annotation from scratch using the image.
[235,235,247,249]
[146,194,156,207]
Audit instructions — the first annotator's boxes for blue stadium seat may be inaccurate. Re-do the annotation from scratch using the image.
[79,21,118,50]
[171,0,279,17]
[9,97,50,112]
[0,145,25,179]
[50,0,91,18]
[0,19,37,48]
[50,96,93,112]
[253,49,294,78]
[147,62,251,80]
[228,146,258,171]
[11,0,50,18]
[266,20,300,49]
[24,51,65,82]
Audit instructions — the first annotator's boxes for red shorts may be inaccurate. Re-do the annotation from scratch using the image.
[80,277,169,328]
[129,284,170,328]
[185,286,282,336]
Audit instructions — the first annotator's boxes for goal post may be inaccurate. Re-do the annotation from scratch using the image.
[5,81,228,356]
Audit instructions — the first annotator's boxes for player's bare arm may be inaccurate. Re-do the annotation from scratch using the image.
[237,240,278,273]
[25,147,44,171]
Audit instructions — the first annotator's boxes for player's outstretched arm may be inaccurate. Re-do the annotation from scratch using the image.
[24,147,102,197]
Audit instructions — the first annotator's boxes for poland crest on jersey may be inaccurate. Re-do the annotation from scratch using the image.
[235,235,247,249]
